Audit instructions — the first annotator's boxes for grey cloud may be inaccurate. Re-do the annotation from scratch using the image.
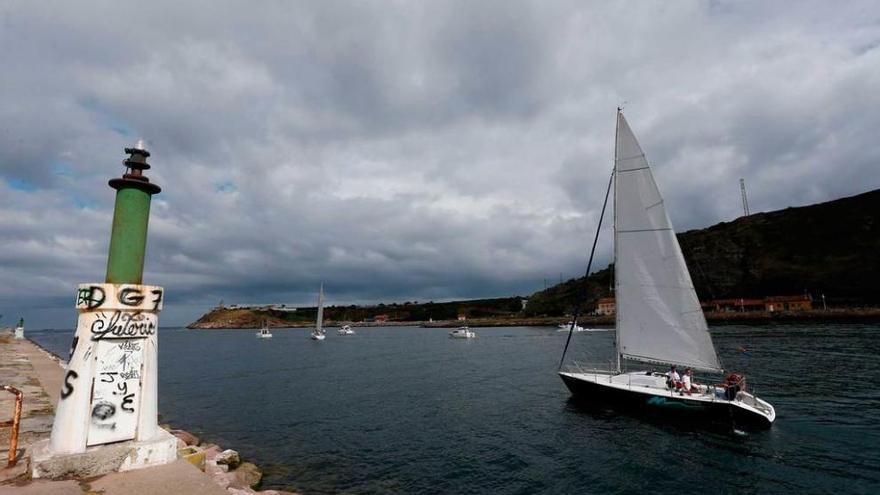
[1,1,879,328]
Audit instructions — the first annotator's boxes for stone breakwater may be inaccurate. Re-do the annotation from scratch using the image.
[0,332,300,495]
[167,427,299,495]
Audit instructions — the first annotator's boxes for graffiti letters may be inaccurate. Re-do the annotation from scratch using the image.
[86,337,144,445]
[118,340,141,352]
[76,284,163,312]
[75,283,163,447]
[120,393,135,412]
[118,287,146,307]
[119,369,140,380]
[90,311,157,340]
[150,289,163,311]
[61,370,78,399]
[76,285,106,309]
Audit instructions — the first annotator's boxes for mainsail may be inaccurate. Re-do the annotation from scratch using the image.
[614,112,722,372]
[316,284,325,335]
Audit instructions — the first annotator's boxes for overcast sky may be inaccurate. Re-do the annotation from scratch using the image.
[1,1,878,328]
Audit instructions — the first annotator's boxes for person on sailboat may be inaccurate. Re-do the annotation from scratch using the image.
[723,372,745,401]
[665,365,681,389]
[682,368,698,394]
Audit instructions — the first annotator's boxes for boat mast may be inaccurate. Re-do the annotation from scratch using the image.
[316,284,324,334]
[613,107,621,373]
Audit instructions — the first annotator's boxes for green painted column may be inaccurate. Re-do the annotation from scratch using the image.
[105,142,161,284]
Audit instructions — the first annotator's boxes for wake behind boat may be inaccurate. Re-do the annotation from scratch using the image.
[557,324,611,333]
[558,110,775,429]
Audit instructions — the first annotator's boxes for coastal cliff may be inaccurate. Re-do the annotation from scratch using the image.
[525,188,880,315]
[187,297,526,329]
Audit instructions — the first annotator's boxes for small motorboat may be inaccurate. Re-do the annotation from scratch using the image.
[558,322,585,332]
[449,327,476,339]
[337,324,356,335]
[256,321,273,339]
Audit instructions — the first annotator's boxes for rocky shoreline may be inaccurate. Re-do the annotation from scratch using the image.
[167,427,299,495]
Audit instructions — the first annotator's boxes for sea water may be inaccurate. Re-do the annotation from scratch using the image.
[30,324,880,494]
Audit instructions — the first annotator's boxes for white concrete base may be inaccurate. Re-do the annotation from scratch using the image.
[13,327,24,339]
[31,428,178,479]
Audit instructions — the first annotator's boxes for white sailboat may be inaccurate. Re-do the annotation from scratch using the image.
[256,320,273,339]
[559,110,775,429]
[311,284,326,341]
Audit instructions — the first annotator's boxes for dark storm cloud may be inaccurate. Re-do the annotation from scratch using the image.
[1,1,878,327]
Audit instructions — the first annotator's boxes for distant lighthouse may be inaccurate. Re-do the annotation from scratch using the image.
[13,317,24,339]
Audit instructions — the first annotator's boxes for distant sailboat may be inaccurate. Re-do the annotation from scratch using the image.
[338,324,355,335]
[311,284,326,341]
[558,109,775,429]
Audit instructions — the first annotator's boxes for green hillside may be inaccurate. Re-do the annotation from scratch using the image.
[525,188,880,315]
[188,297,525,328]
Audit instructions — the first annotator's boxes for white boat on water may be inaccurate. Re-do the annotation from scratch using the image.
[338,324,355,335]
[311,284,326,341]
[558,322,585,332]
[450,326,476,339]
[558,110,775,429]
[256,320,273,339]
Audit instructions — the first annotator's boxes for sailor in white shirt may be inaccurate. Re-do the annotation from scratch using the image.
[665,365,681,389]
[682,368,695,394]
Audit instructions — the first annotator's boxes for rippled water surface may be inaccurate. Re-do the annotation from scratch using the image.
[31,324,880,494]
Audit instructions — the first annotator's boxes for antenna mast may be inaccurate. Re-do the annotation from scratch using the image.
[740,178,750,217]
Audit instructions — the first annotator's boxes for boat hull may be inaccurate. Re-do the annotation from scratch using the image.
[559,371,774,430]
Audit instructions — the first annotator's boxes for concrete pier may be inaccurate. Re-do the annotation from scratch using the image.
[0,332,228,494]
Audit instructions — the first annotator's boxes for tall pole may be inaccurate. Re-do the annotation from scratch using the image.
[740,178,750,217]
[106,141,161,284]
